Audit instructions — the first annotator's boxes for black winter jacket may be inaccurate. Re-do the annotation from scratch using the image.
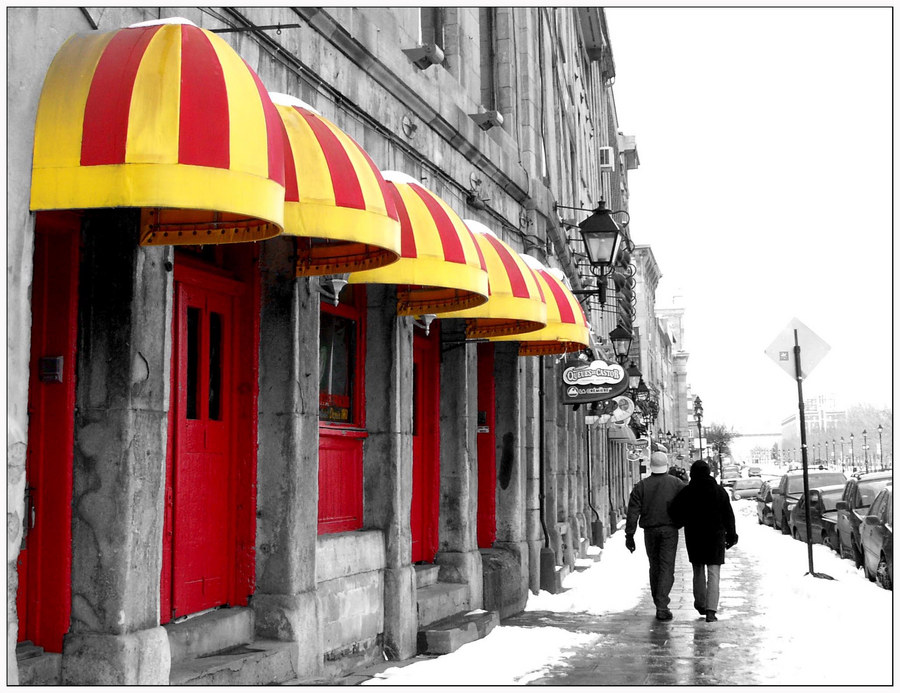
[669,476,737,565]
[625,473,686,535]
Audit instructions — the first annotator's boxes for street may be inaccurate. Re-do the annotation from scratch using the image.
[358,497,893,686]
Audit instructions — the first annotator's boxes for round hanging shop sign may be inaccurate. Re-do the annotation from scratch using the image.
[562,358,628,405]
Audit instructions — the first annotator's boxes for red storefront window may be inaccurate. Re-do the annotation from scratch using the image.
[318,285,366,534]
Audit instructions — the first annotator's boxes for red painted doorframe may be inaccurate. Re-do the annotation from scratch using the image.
[411,325,440,563]
[17,212,80,652]
[161,251,258,622]
[476,343,497,549]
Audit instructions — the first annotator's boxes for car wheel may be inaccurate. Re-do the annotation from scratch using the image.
[781,515,791,535]
[876,555,892,591]
[792,527,800,541]
[837,535,846,559]
[733,492,740,501]
[757,515,763,525]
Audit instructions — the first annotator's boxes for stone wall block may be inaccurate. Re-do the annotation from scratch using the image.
[251,591,321,680]
[61,626,170,685]
[381,566,416,659]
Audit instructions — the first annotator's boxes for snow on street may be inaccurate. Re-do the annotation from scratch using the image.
[364,496,893,685]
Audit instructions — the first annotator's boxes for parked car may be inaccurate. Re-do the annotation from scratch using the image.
[748,466,762,477]
[756,480,776,526]
[860,485,892,590]
[788,484,844,548]
[731,477,763,500]
[835,471,893,567]
[772,469,847,534]
[721,465,741,487]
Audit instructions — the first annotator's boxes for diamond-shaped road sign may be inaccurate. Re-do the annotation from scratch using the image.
[765,317,831,380]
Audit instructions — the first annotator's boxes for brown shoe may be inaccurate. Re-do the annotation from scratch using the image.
[705,610,717,622]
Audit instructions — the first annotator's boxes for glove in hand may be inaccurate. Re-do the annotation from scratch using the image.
[625,535,636,553]
[725,533,738,549]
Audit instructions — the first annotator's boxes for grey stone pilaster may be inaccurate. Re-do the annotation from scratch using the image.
[64,211,171,684]
[492,343,529,609]
[435,321,482,609]
[252,236,322,680]
[363,284,416,660]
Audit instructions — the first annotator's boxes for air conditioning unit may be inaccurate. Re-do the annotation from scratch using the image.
[598,146,615,170]
[402,44,444,70]
[470,109,503,131]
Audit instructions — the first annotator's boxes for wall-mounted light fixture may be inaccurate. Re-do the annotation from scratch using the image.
[414,313,437,336]
[319,273,349,306]
[557,199,630,305]
[608,324,633,365]
[626,361,642,392]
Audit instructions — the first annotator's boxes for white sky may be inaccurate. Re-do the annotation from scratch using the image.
[602,7,894,433]
[363,488,893,685]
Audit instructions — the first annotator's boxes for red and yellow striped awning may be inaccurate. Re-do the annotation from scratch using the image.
[272,94,402,276]
[492,259,590,355]
[30,18,286,246]
[439,220,547,339]
[347,172,489,315]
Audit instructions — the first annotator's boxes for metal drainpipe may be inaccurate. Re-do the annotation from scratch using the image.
[586,424,601,522]
[586,422,603,547]
[538,356,550,548]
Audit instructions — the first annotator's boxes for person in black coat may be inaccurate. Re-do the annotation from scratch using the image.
[669,460,738,623]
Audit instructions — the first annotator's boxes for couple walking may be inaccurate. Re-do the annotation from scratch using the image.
[624,452,738,622]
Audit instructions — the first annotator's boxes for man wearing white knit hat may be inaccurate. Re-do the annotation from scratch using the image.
[624,451,686,621]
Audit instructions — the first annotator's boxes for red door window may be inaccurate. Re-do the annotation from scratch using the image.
[411,326,440,563]
[17,213,79,652]
[318,286,367,534]
[476,343,497,548]
[162,255,258,621]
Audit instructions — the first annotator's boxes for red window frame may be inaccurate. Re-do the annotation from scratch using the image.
[318,285,367,534]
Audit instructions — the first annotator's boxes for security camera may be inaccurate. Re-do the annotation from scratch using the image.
[470,109,504,131]
[402,44,444,70]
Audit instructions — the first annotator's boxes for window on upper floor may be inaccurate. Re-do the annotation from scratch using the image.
[421,7,444,50]
[479,8,497,110]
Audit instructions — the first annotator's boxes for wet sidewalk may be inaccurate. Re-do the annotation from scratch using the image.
[503,535,770,686]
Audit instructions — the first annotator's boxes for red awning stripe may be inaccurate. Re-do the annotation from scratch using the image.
[178,26,230,169]
[246,61,285,186]
[409,183,466,264]
[542,269,576,324]
[481,232,531,298]
[298,108,366,211]
[358,146,400,223]
[390,183,418,257]
[280,118,300,203]
[81,25,162,165]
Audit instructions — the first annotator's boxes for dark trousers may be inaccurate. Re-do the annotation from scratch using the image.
[643,526,679,610]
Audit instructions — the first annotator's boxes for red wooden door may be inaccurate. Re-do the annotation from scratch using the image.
[17,213,79,652]
[163,260,255,620]
[411,327,440,563]
[476,343,497,548]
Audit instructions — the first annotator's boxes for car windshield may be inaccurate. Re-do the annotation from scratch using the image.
[858,478,891,506]
[821,489,843,511]
[787,473,845,493]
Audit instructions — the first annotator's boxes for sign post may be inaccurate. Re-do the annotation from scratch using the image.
[765,318,833,580]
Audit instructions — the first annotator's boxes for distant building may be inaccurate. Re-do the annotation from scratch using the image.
[730,433,782,465]
[657,305,689,447]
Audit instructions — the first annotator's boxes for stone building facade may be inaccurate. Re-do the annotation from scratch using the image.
[7,7,642,685]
